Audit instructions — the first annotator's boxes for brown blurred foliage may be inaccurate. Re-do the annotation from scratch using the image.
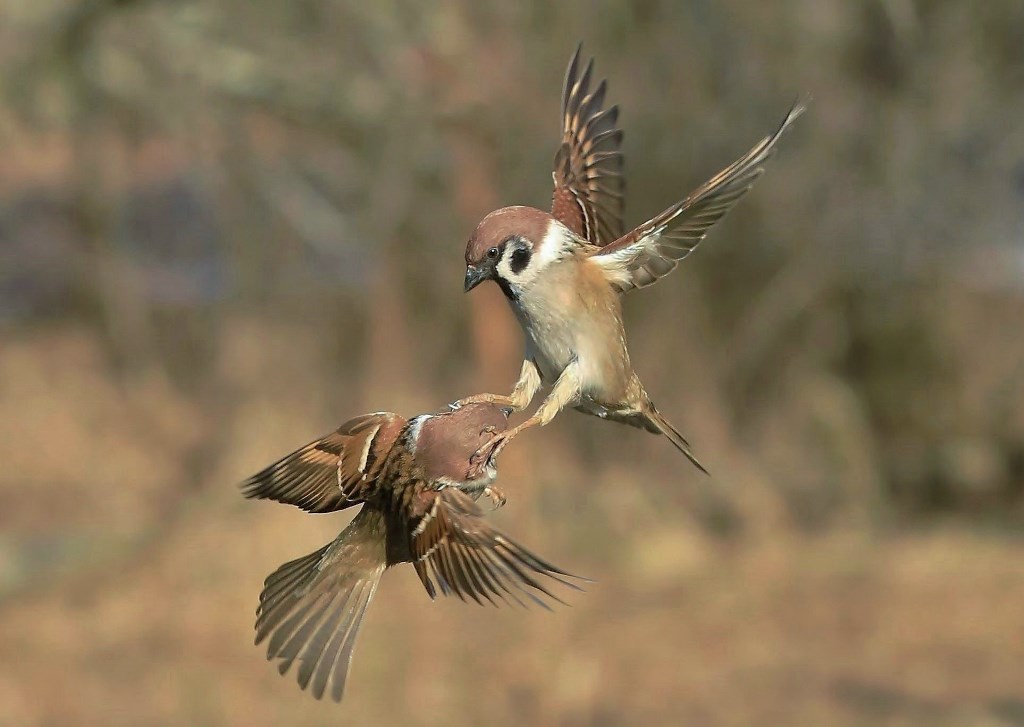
[2,0,1024,724]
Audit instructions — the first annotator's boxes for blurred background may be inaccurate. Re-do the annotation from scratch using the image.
[2,1,1024,724]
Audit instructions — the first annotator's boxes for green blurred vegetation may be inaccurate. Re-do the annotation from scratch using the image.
[1,1,1024,725]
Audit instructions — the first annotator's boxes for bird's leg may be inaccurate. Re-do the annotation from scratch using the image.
[475,360,581,462]
[450,359,541,412]
[450,392,517,409]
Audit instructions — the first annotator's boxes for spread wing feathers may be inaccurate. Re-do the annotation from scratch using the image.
[255,508,387,702]
[550,43,625,246]
[240,412,406,513]
[593,100,806,293]
[407,488,584,609]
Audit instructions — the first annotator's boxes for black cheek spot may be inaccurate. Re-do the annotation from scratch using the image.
[509,247,531,275]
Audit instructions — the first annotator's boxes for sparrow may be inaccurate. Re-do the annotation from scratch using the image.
[240,403,581,702]
[459,45,805,472]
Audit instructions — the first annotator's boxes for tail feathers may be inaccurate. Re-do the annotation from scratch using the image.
[255,508,386,702]
[647,409,710,476]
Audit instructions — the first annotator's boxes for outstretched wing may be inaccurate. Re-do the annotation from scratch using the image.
[240,412,406,513]
[593,100,806,293]
[550,44,625,246]
[406,488,584,609]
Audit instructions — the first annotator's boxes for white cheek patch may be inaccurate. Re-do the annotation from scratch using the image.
[495,254,517,282]
[495,256,526,297]
[500,221,572,287]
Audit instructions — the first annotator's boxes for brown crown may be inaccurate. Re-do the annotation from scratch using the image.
[415,403,509,482]
[465,206,553,265]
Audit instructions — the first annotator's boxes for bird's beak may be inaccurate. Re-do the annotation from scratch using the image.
[464,265,487,292]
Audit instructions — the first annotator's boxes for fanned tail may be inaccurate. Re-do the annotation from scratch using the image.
[255,508,387,701]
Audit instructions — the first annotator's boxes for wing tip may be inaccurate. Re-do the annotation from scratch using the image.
[562,43,583,110]
[778,94,811,134]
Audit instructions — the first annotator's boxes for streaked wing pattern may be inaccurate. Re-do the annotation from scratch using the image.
[407,488,584,609]
[240,412,406,513]
[550,44,625,246]
[594,100,806,292]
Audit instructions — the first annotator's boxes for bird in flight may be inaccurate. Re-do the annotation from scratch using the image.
[240,403,581,701]
[460,45,805,472]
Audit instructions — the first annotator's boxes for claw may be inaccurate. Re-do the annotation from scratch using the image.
[484,430,517,464]
[495,430,517,455]
[471,439,494,466]
[483,486,507,510]
[471,428,504,466]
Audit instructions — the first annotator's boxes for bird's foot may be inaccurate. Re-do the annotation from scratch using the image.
[482,485,507,510]
[449,393,518,412]
[471,425,503,466]
[471,426,521,466]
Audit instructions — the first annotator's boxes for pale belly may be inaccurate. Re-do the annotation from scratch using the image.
[515,299,631,406]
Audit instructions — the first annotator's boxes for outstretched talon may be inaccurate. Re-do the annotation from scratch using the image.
[472,419,537,465]
[472,430,507,465]
[449,393,519,411]
[483,485,507,510]
[470,425,502,466]
[487,429,516,460]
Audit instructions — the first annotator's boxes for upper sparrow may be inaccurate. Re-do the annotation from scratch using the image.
[459,45,805,471]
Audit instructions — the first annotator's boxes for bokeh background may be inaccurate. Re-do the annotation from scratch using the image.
[2,1,1024,725]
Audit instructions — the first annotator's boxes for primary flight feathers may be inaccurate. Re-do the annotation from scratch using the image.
[551,43,626,246]
[593,100,806,292]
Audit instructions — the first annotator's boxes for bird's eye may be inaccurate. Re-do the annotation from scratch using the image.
[487,247,499,259]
